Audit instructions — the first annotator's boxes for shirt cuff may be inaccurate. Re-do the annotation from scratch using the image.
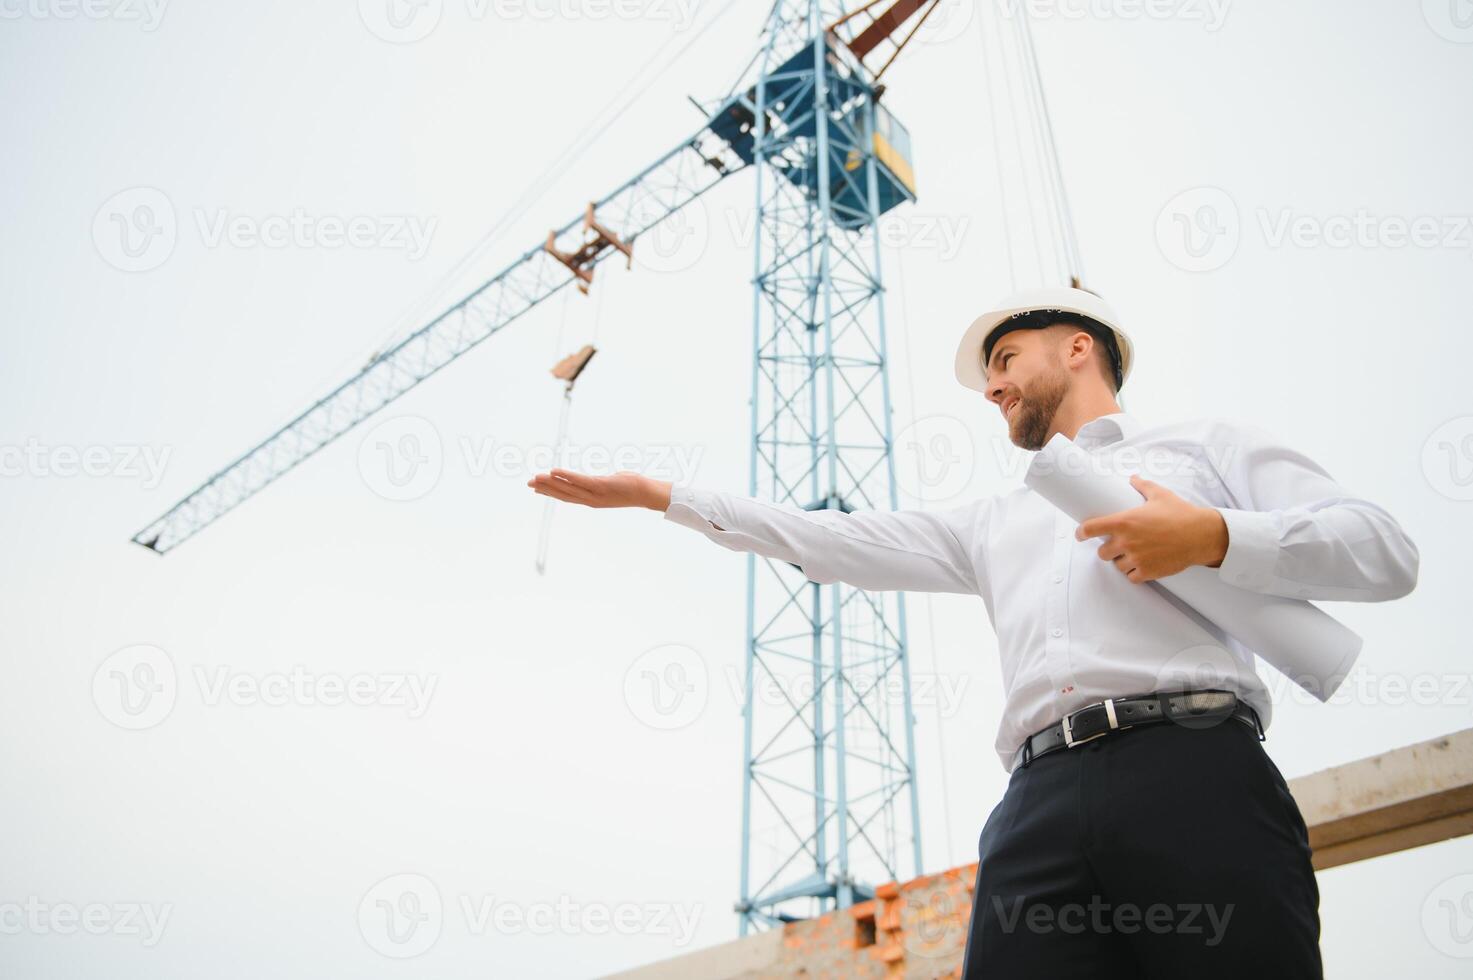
[664,484,721,532]
[1213,507,1281,591]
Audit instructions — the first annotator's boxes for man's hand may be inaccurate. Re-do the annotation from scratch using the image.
[1074,474,1229,584]
[526,468,673,511]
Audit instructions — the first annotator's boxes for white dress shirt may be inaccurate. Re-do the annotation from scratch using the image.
[663,412,1420,771]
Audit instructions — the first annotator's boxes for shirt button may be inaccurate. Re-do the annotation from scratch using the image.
[1051,628,1063,637]
[1053,574,1064,583]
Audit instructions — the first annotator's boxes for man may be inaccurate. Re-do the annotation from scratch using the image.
[526,286,1420,977]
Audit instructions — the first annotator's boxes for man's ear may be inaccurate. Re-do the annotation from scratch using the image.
[1065,329,1093,369]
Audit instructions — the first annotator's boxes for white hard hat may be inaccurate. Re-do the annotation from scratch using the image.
[954,286,1135,394]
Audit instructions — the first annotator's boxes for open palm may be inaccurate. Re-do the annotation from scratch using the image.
[526,468,669,510]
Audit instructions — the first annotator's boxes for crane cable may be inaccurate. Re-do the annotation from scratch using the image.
[363,0,744,367]
[535,264,608,575]
[977,4,1083,289]
[1015,9,1084,286]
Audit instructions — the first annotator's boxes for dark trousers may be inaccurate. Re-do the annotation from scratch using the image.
[959,716,1323,978]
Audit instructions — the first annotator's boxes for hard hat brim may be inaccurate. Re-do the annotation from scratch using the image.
[954,287,1134,393]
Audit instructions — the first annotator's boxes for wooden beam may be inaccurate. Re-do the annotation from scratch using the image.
[1288,728,1473,870]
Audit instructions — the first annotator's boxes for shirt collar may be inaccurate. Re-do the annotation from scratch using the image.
[1070,411,1140,451]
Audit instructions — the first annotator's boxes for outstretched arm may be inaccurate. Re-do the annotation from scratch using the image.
[527,468,983,595]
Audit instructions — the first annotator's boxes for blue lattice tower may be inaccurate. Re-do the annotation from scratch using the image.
[715,0,926,933]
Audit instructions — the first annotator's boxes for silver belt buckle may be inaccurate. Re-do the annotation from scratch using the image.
[1062,697,1119,748]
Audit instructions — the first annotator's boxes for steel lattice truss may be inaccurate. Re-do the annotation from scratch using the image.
[133,127,747,553]
[736,0,923,933]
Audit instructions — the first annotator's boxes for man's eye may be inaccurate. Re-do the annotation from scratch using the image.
[1004,354,1014,366]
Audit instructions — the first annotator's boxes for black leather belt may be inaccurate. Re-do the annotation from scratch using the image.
[1013,689,1264,770]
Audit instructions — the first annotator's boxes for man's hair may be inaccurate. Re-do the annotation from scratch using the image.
[984,309,1122,392]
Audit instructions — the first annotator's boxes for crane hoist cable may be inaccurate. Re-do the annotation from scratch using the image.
[534,277,606,575]
[1012,10,1071,286]
[363,0,743,369]
[1017,8,1085,286]
[976,4,1085,291]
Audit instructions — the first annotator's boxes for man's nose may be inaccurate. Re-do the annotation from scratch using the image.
[987,381,1006,404]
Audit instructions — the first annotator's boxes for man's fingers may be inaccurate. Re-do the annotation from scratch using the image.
[550,468,602,492]
[530,473,596,504]
[1076,516,1120,540]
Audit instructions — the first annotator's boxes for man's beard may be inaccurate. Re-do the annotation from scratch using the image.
[1009,367,1068,451]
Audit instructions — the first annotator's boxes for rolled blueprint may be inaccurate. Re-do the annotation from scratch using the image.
[1024,433,1361,701]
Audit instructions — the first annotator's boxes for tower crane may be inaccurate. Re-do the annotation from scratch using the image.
[133,0,980,933]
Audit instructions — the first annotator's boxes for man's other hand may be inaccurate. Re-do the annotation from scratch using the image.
[1073,474,1229,584]
[526,468,672,511]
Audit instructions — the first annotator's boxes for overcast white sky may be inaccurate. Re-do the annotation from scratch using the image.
[3,1,1473,977]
